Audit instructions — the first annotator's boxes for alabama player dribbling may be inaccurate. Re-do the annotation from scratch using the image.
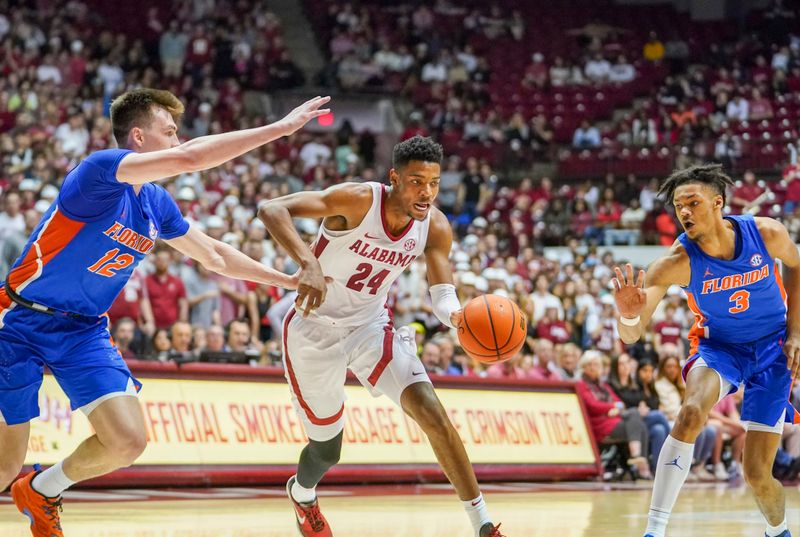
[259,136,505,537]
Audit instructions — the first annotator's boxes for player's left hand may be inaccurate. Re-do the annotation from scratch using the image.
[784,332,800,379]
[276,96,332,136]
[450,309,463,328]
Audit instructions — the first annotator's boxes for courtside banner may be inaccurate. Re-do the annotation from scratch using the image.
[26,374,596,467]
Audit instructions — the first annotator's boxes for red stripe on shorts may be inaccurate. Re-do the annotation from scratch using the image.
[282,308,344,426]
[367,319,394,386]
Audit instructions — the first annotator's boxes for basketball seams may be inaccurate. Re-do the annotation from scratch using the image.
[497,297,516,349]
[461,304,497,351]
[482,295,501,360]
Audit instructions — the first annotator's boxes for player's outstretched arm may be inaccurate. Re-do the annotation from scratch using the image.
[165,227,297,289]
[116,96,331,185]
[757,217,800,377]
[423,209,462,329]
[258,182,373,316]
[612,244,689,344]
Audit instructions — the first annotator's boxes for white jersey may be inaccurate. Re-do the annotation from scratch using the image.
[304,182,430,327]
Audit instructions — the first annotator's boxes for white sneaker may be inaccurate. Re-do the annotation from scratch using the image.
[713,462,729,481]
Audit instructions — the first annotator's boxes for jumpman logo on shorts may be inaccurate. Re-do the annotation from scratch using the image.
[665,456,684,470]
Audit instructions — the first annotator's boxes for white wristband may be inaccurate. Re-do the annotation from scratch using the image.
[619,315,641,326]
[430,284,461,329]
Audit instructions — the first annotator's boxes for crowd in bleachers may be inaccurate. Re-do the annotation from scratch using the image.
[4,0,800,481]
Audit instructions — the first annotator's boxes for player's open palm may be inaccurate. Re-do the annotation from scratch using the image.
[611,263,646,319]
[277,96,331,136]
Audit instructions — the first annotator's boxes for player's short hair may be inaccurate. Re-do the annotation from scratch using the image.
[110,88,185,146]
[392,135,443,170]
[657,164,735,205]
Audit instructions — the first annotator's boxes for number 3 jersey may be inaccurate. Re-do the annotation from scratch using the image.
[2,149,189,317]
[679,214,787,348]
[307,182,430,327]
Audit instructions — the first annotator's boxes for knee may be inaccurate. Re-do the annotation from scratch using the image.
[744,463,775,492]
[105,428,147,467]
[675,403,708,435]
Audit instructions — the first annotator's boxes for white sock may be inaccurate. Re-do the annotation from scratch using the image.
[766,517,788,537]
[291,477,317,504]
[31,462,75,498]
[463,494,491,536]
[645,435,694,537]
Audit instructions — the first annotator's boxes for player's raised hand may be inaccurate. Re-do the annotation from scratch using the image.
[276,96,331,136]
[783,332,800,379]
[294,259,329,317]
[611,263,646,319]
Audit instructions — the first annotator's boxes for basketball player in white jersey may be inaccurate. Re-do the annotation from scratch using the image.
[259,136,505,537]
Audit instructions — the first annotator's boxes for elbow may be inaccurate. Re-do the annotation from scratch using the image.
[175,145,202,174]
[257,201,286,224]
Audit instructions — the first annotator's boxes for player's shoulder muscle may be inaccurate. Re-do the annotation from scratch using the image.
[648,240,690,288]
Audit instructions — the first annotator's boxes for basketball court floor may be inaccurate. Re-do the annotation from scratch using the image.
[1,481,798,536]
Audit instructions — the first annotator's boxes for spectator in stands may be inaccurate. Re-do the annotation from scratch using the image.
[146,249,188,330]
[159,21,189,78]
[522,52,548,89]
[572,120,601,148]
[0,192,25,243]
[226,318,260,355]
[643,31,665,63]
[608,55,635,84]
[170,321,193,356]
[107,266,156,340]
[204,325,226,353]
[575,350,652,478]
[730,170,766,214]
[149,328,172,362]
[749,88,774,121]
[652,303,685,356]
[536,304,572,344]
[421,341,442,375]
[529,339,562,381]
[584,53,611,83]
[726,94,749,122]
[54,108,89,158]
[589,295,622,355]
[655,347,718,481]
[184,261,221,328]
[549,56,570,87]
[608,354,671,470]
[555,343,581,380]
[485,356,526,379]
[112,318,138,361]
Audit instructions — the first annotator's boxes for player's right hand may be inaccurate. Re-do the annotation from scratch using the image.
[611,263,646,319]
[276,96,331,136]
[295,260,329,317]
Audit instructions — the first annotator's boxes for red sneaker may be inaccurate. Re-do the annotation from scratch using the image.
[480,522,505,537]
[286,476,333,536]
[10,472,64,537]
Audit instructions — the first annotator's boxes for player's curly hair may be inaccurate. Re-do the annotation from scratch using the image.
[657,164,735,205]
[392,135,443,169]
[110,88,185,146]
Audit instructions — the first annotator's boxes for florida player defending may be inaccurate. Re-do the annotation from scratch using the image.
[0,89,330,536]
[612,165,800,537]
[259,136,504,537]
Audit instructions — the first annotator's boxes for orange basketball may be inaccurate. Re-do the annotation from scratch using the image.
[457,295,527,364]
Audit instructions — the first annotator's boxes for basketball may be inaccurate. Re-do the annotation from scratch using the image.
[457,295,527,364]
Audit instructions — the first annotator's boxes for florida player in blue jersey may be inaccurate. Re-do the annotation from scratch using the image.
[0,89,330,536]
[613,164,800,537]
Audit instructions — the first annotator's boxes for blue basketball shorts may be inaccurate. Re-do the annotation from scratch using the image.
[0,305,141,425]
[683,329,794,431]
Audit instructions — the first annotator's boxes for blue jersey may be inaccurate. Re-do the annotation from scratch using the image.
[679,214,787,350]
[2,149,189,317]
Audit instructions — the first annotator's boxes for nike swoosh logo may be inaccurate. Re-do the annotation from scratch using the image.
[298,514,306,525]
[471,500,481,506]
[412,370,425,376]
[365,233,381,239]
